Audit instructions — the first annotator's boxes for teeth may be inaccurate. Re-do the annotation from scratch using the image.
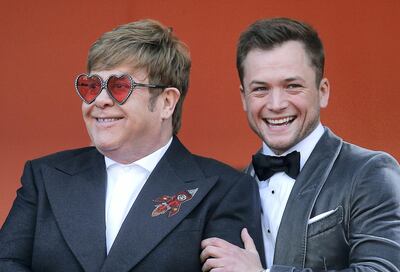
[97,118,121,122]
[266,116,295,125]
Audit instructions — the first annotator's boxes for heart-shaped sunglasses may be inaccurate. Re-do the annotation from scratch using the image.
[75,73,170,105]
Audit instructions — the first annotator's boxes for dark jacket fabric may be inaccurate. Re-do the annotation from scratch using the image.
[0,137,264,272]
[245,128,400,272]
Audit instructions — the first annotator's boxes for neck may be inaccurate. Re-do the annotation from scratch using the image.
[103,134,173,164]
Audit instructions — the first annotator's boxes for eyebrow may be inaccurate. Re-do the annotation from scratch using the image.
[249,80,268,85]
[249,76,305,86]
[283,76,304,82]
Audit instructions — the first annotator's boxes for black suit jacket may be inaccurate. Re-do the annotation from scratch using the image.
[245,128,400,272]
[0,137,264,272]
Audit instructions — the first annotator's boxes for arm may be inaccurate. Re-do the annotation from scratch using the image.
[343,154,400,271]
[0,161,36,271]
[200,173,265,271]
[271,153,400,272]
[200,153,400,272]
[203,173,264,252]
[201,228,264,272]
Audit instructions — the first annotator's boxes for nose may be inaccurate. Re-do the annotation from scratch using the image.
[94,87,115,108]
[266,89,288,112]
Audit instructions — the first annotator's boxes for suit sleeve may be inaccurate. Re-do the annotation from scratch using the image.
[271,153,400,272]
[203,173,266,264]
[0,161,37,271]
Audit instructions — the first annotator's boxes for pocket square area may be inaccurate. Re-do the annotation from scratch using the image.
[307,206,344,238]
[308,208,337,224]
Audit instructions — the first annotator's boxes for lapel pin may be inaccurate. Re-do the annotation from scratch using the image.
[151,188,198,217]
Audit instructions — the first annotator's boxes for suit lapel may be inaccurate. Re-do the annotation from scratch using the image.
[43,148,107,272]
[101,138,218,272]
[273,128,343,267]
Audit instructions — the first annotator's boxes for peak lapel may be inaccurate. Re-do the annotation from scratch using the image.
[43,148,107,272]
[101,138,218,272]
[274,128,343,267]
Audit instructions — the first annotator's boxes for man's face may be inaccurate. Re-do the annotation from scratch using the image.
[240,41,329,154]
[82,65,165,163]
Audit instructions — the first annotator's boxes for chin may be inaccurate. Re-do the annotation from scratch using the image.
[92,140,119,152]
[265,138,295,154]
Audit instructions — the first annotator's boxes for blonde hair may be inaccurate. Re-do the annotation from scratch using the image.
[87,19,191,134]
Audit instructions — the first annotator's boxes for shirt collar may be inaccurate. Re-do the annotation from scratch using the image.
[104,137,173,173]
[262,123,325,170]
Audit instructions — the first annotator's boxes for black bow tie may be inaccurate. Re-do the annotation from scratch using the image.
[252,151,300,181]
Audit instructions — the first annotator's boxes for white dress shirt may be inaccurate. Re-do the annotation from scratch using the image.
[258,124,324,268]
[104,138,172,254]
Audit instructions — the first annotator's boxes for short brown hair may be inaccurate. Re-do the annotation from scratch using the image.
[237,17,324,86]
[87,19,191,134]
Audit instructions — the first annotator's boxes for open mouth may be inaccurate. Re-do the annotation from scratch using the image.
[96,117,123,123]
[264,116,296,127]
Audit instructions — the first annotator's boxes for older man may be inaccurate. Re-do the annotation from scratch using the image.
[0,19,263,272]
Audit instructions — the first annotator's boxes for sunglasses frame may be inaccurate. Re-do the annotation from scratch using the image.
[74,73,170,105]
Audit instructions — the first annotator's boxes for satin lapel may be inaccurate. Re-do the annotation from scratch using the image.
[274,128,343,267]
[43,148,107,272]
[101,138,218,272]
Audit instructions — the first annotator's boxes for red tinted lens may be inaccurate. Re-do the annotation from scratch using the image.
[107,75,132,103]
[76,75,102,103]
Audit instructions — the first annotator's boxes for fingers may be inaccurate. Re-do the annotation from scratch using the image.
[241,228,257,252]
[202,257,224,272]
[201,237,235,249]
[200,238,242,265]
[200,245,223,263]
[201,237,241,258]
[200,238,223,263]
[200,234,262,272]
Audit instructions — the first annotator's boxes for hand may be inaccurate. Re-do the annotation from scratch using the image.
[200,228,264,272]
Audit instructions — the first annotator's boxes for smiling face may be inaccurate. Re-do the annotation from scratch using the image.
[240,41,330,154]
[82,64,171,163]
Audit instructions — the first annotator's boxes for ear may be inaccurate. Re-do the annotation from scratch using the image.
[240,85,248,112]
[318,78,330,108]
[160,87,181,119]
